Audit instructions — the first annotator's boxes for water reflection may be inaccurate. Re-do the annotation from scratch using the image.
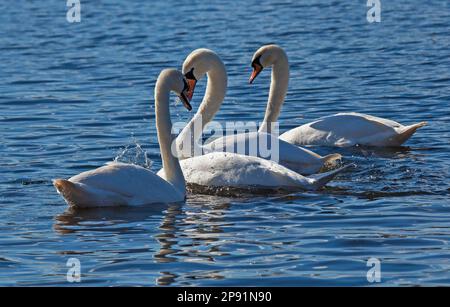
[53,195,234,285]
[54,204,169,234]
[154,198,231,264]
[323,145,419,160]
[2,0,449,286]
[154,196,231,285]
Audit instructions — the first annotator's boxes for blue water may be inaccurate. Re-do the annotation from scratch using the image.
[1,0,449,286]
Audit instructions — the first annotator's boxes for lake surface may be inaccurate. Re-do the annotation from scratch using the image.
[0,0,449,286]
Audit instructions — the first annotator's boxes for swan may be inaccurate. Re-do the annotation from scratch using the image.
[53,69,193,208]
[174,48,342,175]
[157,149,354,191]
[176,152,354,191]
[249,44,427,147]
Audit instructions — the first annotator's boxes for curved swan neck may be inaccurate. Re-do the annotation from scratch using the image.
[155,80,185,193]
[177,56,227,155]
[259,50,289,134]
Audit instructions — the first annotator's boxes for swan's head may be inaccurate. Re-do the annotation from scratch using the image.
[157,69,192,111]
[182,48,222,101]
[249,44,287,84]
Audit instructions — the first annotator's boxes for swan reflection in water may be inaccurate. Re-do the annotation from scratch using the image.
[54,194,233,285]
[52,145,436,285]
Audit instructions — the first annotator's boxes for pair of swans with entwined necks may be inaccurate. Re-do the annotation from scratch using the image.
[54,68,351,208]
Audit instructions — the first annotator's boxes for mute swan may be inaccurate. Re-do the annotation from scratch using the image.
[158,149,354,191]
[249,44,427,147]
[176,152,354,191]
[53,69,193,208]
[175,48,341,175]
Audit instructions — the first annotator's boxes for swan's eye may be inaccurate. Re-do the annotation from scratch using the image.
[185,67,197,81]
[179,79,192,111]
[251,55,262,69]
[249,56,264,84]
[184,68,197,101]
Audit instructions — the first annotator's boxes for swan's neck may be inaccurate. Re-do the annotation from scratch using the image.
[177,60,227,156]
[259,53,289,134]
[155,87,185,193]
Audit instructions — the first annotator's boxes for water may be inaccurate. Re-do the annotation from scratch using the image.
[0,0,449,286]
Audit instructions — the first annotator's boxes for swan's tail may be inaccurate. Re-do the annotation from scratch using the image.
[53,179,88,207]
[321,153,342,167]
[394,122,427,146]
[308,163,355,190]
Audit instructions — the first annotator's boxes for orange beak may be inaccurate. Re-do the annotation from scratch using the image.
[186,79,197,101]
[179,91,192,111]
[249,64,263,84]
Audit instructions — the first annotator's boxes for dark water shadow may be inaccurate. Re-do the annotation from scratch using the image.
[53,203,173,234]
[313,144,419,160]
[154,196,232,285]
[53,196,234,286]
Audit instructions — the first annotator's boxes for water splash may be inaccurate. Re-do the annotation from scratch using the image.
[113,138,153,169]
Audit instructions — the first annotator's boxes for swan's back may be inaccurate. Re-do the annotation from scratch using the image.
[56,162,184,207]
[280,112,425,147]
[180,152,312,188]
[311,113,399,137]
[205,131,329,174]
[207,132,319,159]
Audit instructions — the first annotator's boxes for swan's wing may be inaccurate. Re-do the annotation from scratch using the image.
[180,152,312,188]
[311,112,401,137]
[281,113,424,147]
[69,162,182,203]
[205,132,324,171]
[205,132,278,156]
[180,152,351,190]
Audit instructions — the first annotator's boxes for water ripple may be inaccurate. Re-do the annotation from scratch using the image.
[0,0,449,286]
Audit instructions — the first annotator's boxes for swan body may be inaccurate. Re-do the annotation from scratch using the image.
[53,162,184,208]
[158,152,352,190]
[53,69,192,208]
[204,131,341,174]
[250,45,426,148]
[279,112,427,147]
[177,48,341,174]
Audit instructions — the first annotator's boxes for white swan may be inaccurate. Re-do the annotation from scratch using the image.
[174,48,341,175]
[53,69,193,208]
[158,150,353,191]
[249,44,427,147]
[177,152,354,191]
